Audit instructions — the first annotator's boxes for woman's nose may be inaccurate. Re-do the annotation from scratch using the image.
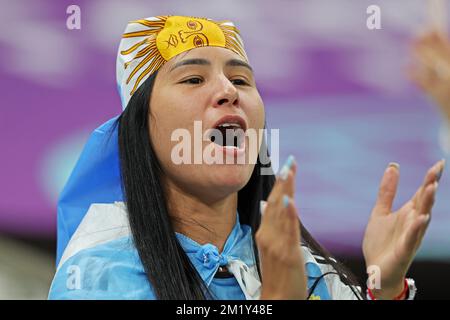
[212,77,239,108]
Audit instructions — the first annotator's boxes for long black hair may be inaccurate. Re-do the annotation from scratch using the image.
[117,72,364,300]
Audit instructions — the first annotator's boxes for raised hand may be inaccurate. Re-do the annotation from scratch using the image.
[363,160,445,299]
[256,156,307,300]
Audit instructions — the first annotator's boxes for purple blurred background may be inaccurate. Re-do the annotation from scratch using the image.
[0,0,449,264]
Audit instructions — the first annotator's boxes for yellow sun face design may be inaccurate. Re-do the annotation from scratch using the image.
[156,16,226,61]
[118,15,247,99]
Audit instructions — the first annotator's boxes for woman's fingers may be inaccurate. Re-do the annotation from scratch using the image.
[412,159,445,209]
[278,158,298,229]
[267,156,295,199]
[263,156,296,218]
[276,158,301,247]
[373,159,444,217]
[259,155,299,238]
[403,160,443,253]
[395,160,444,260]
[373,162,400,215]
[283,196,301,241]
[417,183,436,217]
[404,192,433,255]
[424,159,445,185]
[257,155,306,300]
[403,213,431,255]
[281,162,297,199]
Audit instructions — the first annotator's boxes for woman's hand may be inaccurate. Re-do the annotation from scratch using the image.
[256,156,307,300]
[363,160,445,299]
[409,30,450,124]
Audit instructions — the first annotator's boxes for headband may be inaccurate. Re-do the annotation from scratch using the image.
[116,15,248,110]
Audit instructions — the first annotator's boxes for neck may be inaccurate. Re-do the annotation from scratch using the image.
[165,182,237,253]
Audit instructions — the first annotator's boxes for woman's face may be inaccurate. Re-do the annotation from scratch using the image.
[149,46,265,201]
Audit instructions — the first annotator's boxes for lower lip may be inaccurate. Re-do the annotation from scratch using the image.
[213,139,246,159]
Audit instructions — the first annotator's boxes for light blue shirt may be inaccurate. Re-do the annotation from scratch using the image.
[49,214,331,300]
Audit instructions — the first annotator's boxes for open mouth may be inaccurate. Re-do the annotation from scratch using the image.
[209,115,247,150]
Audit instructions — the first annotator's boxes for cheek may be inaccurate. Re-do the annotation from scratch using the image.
[148,95,204,169]
[152,87,206,126]
[243,95,265,160]
[245,94,265,130]
[149,112,187,167]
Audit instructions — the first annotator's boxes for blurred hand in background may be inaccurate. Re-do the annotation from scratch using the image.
[409,30,450,124]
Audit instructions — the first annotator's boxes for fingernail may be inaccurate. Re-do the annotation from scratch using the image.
[436,169,442,183]
[283,195,290,208]
[422,214,431,224]
[388,162,400,170]
[279,155,295,180]
[260,200,267,215]
[436,159,445,182]
[285,155,295,169]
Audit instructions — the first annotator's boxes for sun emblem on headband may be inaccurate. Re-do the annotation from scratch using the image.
[164,19,207,48]
[119,15,247,96]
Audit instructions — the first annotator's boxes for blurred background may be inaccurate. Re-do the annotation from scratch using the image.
[1,0,449,299]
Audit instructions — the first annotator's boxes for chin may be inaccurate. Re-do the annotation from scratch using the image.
[209,163,252,192]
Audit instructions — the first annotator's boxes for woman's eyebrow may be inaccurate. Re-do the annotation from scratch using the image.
[169,58,210,72]
[225,59,253,73]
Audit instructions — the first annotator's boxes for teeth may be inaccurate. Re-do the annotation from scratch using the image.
[217,122,241,129]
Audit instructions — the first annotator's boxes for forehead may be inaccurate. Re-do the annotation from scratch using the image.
[160,46,245,72]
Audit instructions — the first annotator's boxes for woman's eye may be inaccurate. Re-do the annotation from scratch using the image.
[181,77,203,84]
[231,79,249,86]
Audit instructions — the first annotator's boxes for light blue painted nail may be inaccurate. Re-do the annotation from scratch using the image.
[283,195,290,208]
[279,155,295,180]
[285,155,295,169]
